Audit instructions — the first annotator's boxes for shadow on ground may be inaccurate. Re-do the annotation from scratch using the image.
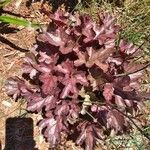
[27,0,80,12]
[5,117,37,150]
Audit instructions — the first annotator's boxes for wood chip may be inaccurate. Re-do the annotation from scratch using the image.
[2,100,12,108]
[7,61,16,71]
[15,0,23,9]
[3,51,17,57]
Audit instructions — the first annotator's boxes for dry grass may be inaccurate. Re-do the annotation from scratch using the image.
[73,0,150,149]
[0,0,149,149]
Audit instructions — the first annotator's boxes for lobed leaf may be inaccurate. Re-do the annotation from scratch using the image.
[5,9,147,150]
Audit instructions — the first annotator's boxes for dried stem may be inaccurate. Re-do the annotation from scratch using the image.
[114,63,150,77]
[108,104,150,141]
[84,110,108,132]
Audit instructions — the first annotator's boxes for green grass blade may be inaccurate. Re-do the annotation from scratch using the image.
[0,0,11,7]
[0,15,40,29]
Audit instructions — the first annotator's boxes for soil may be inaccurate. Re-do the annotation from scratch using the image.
[0,0,50,149]
[0,1,84,149]
[0,0,149,150]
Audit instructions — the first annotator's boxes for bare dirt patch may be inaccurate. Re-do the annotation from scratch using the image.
[0,0,47,149]
[0,0,149,150]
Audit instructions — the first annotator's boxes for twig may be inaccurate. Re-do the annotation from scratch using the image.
[84,110,108,132]
[128,41,145,58]
[3,51,17,57]
[70,0,81,14]
[114,63,150,77]
[108,104,150,141]
[118,33,150,63]
[78,100,106,105]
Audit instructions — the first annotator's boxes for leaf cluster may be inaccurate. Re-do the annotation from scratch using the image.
[5,9,146,150]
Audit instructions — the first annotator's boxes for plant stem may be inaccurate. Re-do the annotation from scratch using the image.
[108,104,150,141]
[114,63,150,77]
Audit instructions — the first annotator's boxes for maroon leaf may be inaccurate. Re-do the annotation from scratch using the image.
[74,51,87,67]
[27,95,56,112]
[22,62,37,79]
[103,83,114,102]
[49,8,69,26]
[39,116,68,147]
[38,52,58,64]
[67,100,80,124]
[85,126,95,150]
[115,95,126,109]
[60,77,78,99]
[38,28,76,54]
[39,117,60,146]
[5,77,27,100]
[39,73,58,95]
[38,30,64,47]
[114,89,140,101]
[54,101,70,116]
[107,110,128,133]
[114,76,131,89]
[60,72,88,98]
[119,40,139,55]
[76,121,103,150]
[56,61,88,98]
[5,9,146,150]
[56,61,74,74]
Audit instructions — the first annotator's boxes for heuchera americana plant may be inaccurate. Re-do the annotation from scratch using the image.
[5,9,146,149]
